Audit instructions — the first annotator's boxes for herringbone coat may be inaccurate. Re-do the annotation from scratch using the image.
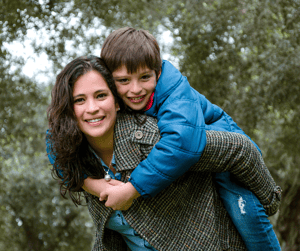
[85,113,281,251]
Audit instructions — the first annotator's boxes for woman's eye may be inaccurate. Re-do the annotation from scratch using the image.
[74,98,84,103]
[97,93,107,99]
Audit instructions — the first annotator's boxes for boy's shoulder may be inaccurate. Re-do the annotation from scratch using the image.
[156,60,185,99]
[155,60,195,103]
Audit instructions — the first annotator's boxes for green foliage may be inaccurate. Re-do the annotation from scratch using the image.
[1,0,300,250]
[0,61,95,250]
[163,1,300,248]
[0,146,95,251]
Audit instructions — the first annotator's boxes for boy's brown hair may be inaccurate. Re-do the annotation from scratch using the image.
[101,27,162,78]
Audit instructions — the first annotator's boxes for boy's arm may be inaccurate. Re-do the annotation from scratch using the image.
[128,61,262,199]
[129,62,207,198]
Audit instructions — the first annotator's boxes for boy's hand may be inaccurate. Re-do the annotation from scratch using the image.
[99,182,140,211]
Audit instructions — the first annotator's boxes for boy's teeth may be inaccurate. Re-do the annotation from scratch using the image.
[88,118,103,122]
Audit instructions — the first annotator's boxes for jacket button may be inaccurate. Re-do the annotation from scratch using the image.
[134,130,143,139]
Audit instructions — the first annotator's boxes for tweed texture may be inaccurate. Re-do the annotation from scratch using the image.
[85,112,281,251]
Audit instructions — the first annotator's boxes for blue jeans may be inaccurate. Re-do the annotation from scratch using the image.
[214,172,281,251]
[106,210,157,250]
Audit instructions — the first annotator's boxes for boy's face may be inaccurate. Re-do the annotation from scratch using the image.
[112,65,161,111]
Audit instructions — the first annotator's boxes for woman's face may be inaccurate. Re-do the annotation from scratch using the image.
[72,70,119,142]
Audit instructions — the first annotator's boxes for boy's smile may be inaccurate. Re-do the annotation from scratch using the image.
[113,65,161,111]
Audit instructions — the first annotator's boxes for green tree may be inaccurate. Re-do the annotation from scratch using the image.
[2,0,300,250]
[1,1,95,250]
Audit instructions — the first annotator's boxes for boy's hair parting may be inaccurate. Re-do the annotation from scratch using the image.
[101,27,162,78]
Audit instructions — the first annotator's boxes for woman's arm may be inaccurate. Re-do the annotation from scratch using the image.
[191,130,281,216]
[99,182,141,211]
[82,177,123,197]
[46,130,125,199]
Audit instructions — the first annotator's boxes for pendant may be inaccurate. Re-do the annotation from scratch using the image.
[104,171,111,181]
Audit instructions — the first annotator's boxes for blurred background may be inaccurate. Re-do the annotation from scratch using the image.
[1,0,299,250]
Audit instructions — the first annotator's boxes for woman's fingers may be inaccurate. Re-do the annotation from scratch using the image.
[99,191,108,202]
[108,179,123,186]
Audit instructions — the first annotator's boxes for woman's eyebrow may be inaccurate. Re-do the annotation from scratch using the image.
[73,89,107,98]
[73,94,84,99]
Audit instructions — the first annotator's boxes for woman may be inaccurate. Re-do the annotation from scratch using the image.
[46,56,281,250]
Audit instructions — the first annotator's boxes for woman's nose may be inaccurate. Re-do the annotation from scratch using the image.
[86,99,99,113]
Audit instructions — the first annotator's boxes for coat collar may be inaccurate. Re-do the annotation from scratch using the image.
[113,113,160,172]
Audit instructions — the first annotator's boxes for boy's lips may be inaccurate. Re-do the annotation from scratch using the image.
[128,95,146,103]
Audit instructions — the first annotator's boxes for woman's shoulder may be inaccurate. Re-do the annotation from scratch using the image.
[115,112,160,142]
[116,112,158,130]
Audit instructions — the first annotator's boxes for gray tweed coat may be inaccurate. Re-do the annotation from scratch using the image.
[84,113,281,251]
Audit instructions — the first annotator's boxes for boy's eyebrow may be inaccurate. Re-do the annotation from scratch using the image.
[112,71,130,78]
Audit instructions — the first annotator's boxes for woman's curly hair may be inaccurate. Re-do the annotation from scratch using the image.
[46,55,123,205]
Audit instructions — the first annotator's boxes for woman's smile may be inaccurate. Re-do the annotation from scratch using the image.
[86,117,105,125]
[73,70,119,141]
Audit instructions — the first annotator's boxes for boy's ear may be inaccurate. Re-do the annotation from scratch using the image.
[157,70,162,81]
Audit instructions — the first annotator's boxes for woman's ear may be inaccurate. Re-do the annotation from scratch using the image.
[116,103,120,111]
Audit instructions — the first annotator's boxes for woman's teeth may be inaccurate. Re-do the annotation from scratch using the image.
[88,118,103,122]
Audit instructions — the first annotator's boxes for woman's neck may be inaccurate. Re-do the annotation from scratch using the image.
[87,134,114,167]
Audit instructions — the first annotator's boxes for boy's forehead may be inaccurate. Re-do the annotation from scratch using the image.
[113,64,152,75]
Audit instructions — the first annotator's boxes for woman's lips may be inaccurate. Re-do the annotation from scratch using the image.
[86,117,104,126]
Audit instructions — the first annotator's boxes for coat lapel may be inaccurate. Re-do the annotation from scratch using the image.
[113,113,160,172]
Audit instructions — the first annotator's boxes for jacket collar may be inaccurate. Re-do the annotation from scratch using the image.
[113,113,160,172]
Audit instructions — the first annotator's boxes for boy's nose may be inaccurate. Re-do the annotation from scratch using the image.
[131,80,142,94]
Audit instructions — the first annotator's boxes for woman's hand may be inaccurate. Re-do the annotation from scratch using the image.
[82,177,123,197]
[99,182,140,211]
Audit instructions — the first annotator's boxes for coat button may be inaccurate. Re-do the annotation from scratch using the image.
[134,130,143,139]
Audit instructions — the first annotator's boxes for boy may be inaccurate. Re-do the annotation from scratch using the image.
[92,27,281,250]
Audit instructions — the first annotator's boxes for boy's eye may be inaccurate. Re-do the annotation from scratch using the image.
[116,78,129,84]
[141,74,151,81]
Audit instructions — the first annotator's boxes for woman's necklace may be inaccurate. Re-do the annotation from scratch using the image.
[104,154,113,182]
[104,165,112,181]
[88,145,113,181]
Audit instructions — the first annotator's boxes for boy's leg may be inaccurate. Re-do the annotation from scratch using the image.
[215,172,281,251]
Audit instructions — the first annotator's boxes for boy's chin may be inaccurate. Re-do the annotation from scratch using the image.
[125,104,146,112]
